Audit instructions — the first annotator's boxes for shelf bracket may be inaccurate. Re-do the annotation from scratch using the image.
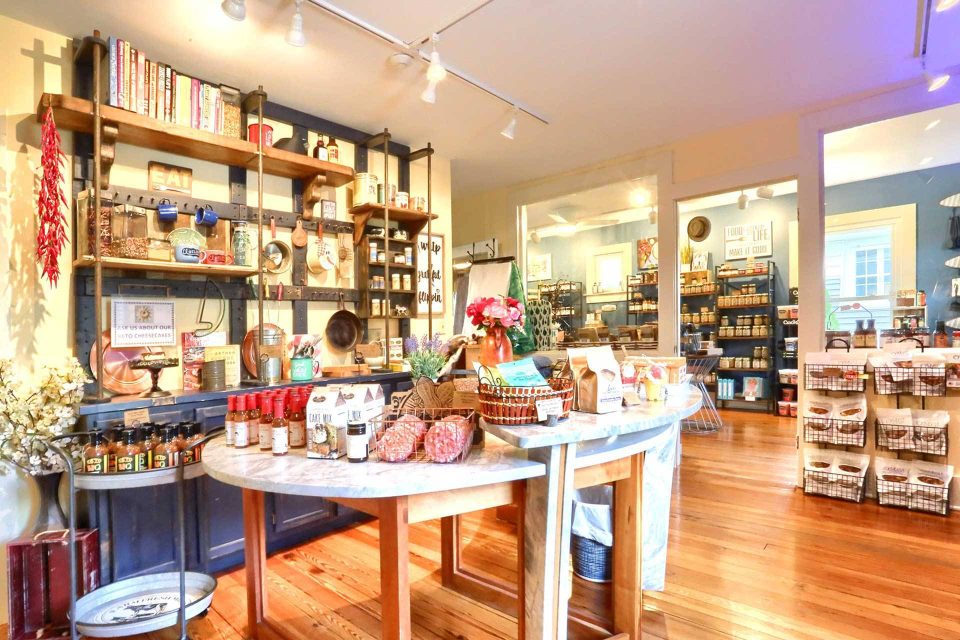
[302,173,327,220]
[353,212,373,247]
[98,121,118,190]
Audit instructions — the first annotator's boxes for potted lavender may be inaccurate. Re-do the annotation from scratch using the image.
[404,334,448,382]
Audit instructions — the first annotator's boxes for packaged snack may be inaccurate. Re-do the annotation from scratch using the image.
[832,452,870,494]
[834,394,867,422]
[875,457,913,507]
[803,450,835,494]
[875,407,913,450]
[911,409,950,455]
[908,460,954,510]
[803,393,835,443]
[912,353,946,396]
[566,346,623,413]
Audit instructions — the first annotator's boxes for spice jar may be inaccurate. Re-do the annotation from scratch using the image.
[232,221,252,267]
[347,421,368,463]
[391,273,401,290]
[369,242,378,263]
[404,247,413,265]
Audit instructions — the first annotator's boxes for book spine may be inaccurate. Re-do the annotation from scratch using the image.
[116,38,125,109]
[215,87,223,135]
[164,65,172,122]
[170,70,177,123]
[148,61,157,119]
[137,50,146,115]
[202,83,212,132]
[192,78,201,129]
[108,37,118,106]
[130,47,138,113]
[122,41,130,111]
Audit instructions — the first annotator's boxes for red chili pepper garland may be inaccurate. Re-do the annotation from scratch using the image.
[37,105,68,287]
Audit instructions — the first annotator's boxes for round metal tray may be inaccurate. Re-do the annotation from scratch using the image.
[75,571,216,637]
[74,462,204,490]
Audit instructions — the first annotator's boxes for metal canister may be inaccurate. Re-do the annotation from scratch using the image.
[402,273,411,290]
[353,173,378,207]
[391,272,401,290]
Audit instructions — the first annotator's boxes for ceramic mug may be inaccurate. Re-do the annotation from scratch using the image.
[195,204,218,227]
[199,250,234,265]
[174,243,201,263]
[157,198,178,223]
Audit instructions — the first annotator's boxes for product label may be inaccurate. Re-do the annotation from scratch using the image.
[84,455,107,474]
[225,419,235,445]
[347,435,368,460]
[289,420,306,447]
[182,449,195,464]
[116,453,143,473]
[259,423,272,449]
[272,427,289,455]
[153,453,169,468]
[235,421,249,447]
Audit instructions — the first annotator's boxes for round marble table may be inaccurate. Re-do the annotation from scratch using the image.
[202,391,701,640]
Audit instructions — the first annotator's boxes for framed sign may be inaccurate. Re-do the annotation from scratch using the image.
[527,253,552,281]
[724,221,772,260]
[417,233,445,315]
[111,298,176,347]
[148,161,193,195]
[637,237,658,268]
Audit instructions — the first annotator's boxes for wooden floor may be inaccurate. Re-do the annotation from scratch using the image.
[11,410,960,639]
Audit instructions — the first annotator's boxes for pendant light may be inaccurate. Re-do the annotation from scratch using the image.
[500,106,519,140]
[221,0,245,21]
[737,191,749,210]
[421,33,447,104]
[648,207,658,224]
[756,185,775,199]
[286,0,306,47]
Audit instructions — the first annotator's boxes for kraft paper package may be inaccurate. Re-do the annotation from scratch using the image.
[566,346,623,413]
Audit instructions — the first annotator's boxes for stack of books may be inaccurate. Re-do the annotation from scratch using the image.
[102,36,240,137]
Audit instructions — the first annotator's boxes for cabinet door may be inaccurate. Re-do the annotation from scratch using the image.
[195,405,247,573]
[270,493,337,535]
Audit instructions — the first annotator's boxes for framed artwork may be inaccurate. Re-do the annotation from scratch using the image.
[417,233,445,315]
[691,250,709,271]
[527,253,553,281]
[637,237,658,268]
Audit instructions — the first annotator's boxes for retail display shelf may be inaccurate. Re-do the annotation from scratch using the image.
[717,367,771,373]
[717,271,770,280]
[75,462,205,490]
[716,334,772,341]
[368,262,416,270]
[74,256,257,277]
[717,303,773,310]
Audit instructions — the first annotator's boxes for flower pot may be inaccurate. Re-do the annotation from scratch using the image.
[32,471,67,534]
[479,326,513,367]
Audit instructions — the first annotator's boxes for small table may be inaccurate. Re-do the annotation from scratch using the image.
[683,355,723,433]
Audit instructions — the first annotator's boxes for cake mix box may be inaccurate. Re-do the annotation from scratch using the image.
[306,387,347,459]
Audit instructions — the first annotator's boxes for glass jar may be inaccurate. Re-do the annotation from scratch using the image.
[233,221,253,266]
[110,204,148,259]
[221,86,242,138]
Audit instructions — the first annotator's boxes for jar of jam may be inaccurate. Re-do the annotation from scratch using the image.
[115,428,145,473]
[83,431,110,474]
[152,426,180,469]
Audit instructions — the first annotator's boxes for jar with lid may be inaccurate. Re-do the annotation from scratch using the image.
[347,421,368,463]
[369,242,379,263]
[391,272,401,289]
[853,319,865,348]
[83,431,110,474]
[115,428,145,473]
[232,221,253,266]
[110,204,148,259]
[372,298,382,317]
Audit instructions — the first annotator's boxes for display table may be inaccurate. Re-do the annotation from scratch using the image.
[202,392,701,640]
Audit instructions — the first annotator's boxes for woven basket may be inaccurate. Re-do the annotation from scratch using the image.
[571,534,611,583]
[478,377,574,425]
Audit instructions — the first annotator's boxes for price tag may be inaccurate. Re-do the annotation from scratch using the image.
[123,408,150,426]
[536,397,564,422]
[744,395,756,402]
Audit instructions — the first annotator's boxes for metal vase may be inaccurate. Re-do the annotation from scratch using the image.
[32,471,67,534]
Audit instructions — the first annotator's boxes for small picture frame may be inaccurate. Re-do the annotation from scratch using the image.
[321,199,337,220]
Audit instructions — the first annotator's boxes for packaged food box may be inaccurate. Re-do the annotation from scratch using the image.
[306,387,347,459]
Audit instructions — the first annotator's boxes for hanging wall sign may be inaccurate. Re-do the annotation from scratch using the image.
[724,221,772,260]
[417,233,445,315]
[110,298,176,347]
[148,161,193,195]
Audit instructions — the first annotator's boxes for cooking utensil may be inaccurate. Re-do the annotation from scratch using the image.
[292,216,307,248]
[325,291,362,353]
[263,240,291,274]
[242,323,283,377]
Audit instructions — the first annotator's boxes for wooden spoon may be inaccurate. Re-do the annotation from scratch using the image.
[292,216,307,248]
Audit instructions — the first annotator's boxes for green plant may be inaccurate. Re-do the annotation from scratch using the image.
[404,334,447,381]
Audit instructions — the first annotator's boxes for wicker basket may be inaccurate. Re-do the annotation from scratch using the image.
[478,378,574,425]
[571,534,611,583]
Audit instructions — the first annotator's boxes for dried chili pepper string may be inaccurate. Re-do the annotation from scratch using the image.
[36,105,68,287]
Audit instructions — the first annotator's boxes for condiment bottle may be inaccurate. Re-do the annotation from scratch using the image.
[288,395,306,448]
[152,426,180,468]
[106,427,121,473]
[83,431,109,474]
[327,137,339,163]
[141,424,158,468]
[234,395,250,448]
[225,395,237,447]
[176,423,190,461]
[864,319,877,348]
[248,393,262,441]
[272,397,289,456]
[185,423,204,463]
[115,428,145,473]
[312,136,328,161]
[259,395,275,451]
[934,320,950,348]
[853,319,865,348]
[346,421,368,463]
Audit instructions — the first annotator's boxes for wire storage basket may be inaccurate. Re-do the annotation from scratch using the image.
[876,478,951,516]
[875,419,949,455]
[370,407,477,463]
[802,470,866,503]
[478,378,574,425]
[803,417,866,447]
[804,363,866,392]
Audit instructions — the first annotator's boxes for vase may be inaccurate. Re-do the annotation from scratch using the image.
[32,471,67,534]
[479,326,513,367]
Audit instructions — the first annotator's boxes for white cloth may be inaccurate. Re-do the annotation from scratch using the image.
[571,485,613,547]
[457,261,513,334]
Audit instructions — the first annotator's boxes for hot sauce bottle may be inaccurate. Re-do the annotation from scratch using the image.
[83,431,109,474]
[248,393,262,440]
[259,395,274,451]
[288,395,306,448]
[115,428,145,472]
[106,427,121,473]
[182,422,203,464]
[272,397,289,456]
[225,395,237,447]
[141,424,158,468]
[234,395,250,448]
[327,137,339,163]
[152,426,180,469]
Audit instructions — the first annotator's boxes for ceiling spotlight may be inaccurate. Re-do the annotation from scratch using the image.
[286,0,305,47]
[926,119,942,131]
[389,52,414,68]
[420,81,438,104]
[221,0,245,21]
[501,106,519,140]
[937,0,960,11]
[648,207,657,224]
[630,188,650,207]
[737,191,749,210]
[926,71,951,92]
[420,33,446,104]
[756,185,775,199]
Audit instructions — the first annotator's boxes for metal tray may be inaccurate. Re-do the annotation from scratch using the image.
[74,462,204,490]
[74,571,216,637]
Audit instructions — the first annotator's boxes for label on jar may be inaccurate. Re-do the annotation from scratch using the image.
[85,454,107,474]
[259,423,272,450]
[289,420,306,447]
[182,448,195,464]
[225,419,235,446]
[272,427,289,455]
[153,451,177,469]
[347,434,368,461]
[235,421,249,447]
[116,452,145,472]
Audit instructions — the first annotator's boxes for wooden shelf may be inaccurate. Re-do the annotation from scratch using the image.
[718,303,772,310]
[368,262,416,270]
[367,236,414,245]
[39,93,354,186]
[348,203,437,245]
[717,367,772,373]
[717,271,770,280]
[75,256,257,277]
[716,332,772,340]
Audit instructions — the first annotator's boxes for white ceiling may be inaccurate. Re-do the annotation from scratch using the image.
[5,0,960,197]
[525,175,657,230]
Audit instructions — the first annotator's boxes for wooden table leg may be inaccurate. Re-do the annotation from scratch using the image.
[612,453,645,638]
[242,488,268,640]
[524,443,576,640]
[379,496,411,640]
[440,515,459,588]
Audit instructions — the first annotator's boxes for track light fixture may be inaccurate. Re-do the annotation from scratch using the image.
[421,33,447,104]
[221,0,245,21]
[756,185,775,199]
[737,191,749,210]
[937,0,960,11]
[500,106,519,140]
[286,0,306,47]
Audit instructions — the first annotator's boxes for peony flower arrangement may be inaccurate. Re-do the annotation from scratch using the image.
[404,333,448,381]
[466,295,525,330]
[0,358,89,475]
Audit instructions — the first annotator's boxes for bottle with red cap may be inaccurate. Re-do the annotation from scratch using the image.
[272,396,289,456]
[288,394,306,448]
[225,395,237,447]
[234,395,250,448]
[259,394,274,451]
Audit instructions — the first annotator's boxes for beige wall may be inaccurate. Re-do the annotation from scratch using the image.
[0,13,453,625]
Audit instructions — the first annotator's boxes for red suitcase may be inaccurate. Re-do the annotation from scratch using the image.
[6,529,99,640]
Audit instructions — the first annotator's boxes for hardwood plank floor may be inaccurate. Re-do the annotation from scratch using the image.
[6,410,959,639]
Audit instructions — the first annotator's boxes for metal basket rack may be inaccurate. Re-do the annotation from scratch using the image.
[370,407,477,463]
[874,366,947,397]
[45,428,223,640]
[802,470,867,503]
[875,419,949,456]
[803,417,867,448]
[876,478,951,516]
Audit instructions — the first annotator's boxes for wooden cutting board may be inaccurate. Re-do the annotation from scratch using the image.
[322,364,372,378]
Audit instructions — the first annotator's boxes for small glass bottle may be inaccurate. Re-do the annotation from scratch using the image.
[327,137,339,163]
[106,427,122,473]
[115,428,145,473]
[934,320,950,348]
[141,424,158,468]
[259,395,275,451]
[186,423,204,463]
[864,318,877,348]
[346,422,368,463]
[152,427,180,469]
[853,319,865,348]
[232,221,252,267]
[272,397,289,456]
[175,423,191,462]
[234,395,250,448]
[312,136,328,161]
[225,395,237,447]
[83,431,110,474]
[248,393,262,442]
[288,395,307,448]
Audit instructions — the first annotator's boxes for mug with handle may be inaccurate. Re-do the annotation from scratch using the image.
[157,198,178,223]
[195,204,218,227]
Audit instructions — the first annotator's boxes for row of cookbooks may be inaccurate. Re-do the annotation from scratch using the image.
[101,35,241,137]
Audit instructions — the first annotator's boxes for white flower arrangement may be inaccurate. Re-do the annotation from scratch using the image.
[0,358,89,476]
